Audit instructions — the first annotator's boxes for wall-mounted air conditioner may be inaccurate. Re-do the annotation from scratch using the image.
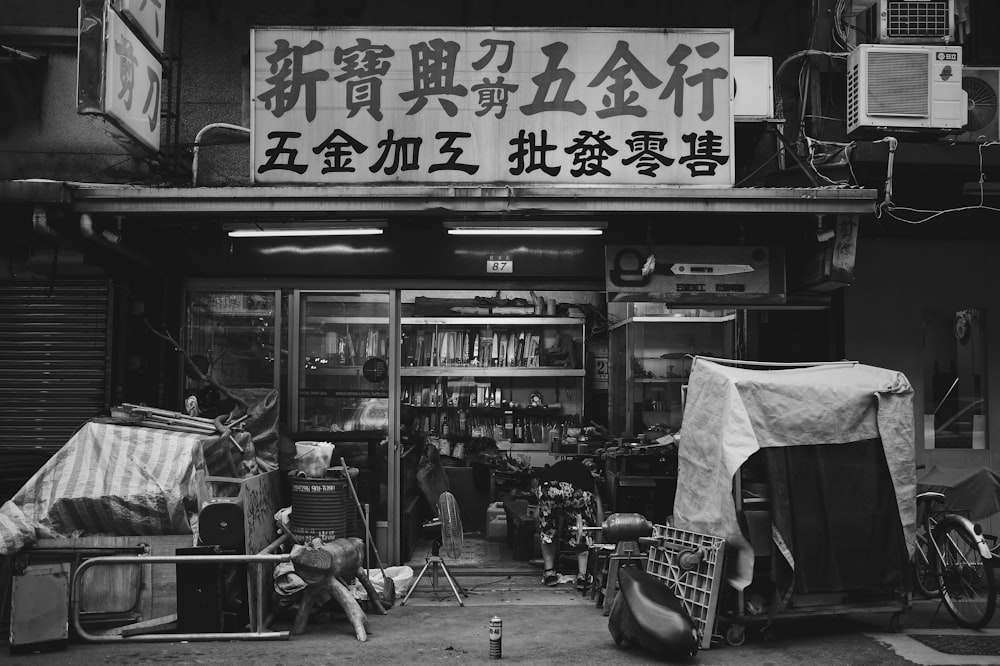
[864,0,956,44]
[847,44,968,137]
[953,67,999,143]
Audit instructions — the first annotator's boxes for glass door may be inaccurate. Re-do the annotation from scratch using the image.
[184,290,282,415]
[291,290,400,562]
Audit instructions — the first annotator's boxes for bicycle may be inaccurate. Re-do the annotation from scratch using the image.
[912,490,997,628]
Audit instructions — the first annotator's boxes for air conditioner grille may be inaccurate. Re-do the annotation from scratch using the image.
[884,1,952,40]
[867,51,929,116]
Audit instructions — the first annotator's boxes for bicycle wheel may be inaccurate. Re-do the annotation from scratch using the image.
[936,520,997,629]
[912,528,940,599]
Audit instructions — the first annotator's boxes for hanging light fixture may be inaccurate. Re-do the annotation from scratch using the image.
[225,220,387,237]
[444,220,605,236]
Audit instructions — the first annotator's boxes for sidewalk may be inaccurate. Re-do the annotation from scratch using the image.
[8,573,1000,665]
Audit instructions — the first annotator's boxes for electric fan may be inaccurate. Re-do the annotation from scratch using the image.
[963,73,999,136]
[400,491,468,607]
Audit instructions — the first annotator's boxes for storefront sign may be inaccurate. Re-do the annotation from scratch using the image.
[251,27,734,186]
[78,0,163,155]
[114,0,167,55]
[606,245,785,304]
[798,214,859,292]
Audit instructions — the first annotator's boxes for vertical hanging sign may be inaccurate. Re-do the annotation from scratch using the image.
[78,0,164,156]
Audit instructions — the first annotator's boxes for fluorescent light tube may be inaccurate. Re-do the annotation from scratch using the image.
[228,227,384,237]
[447,227,603,236]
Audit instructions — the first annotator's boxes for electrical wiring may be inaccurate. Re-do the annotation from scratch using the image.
[734,150,783,187]
[774,50,849,121]
[876,139,1000,223]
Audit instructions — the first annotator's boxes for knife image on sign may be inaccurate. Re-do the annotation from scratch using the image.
[669,263,754,276]
[610,248,756,287]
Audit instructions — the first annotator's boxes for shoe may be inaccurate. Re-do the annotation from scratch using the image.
[543,570,559,587]
[575,575,592,592]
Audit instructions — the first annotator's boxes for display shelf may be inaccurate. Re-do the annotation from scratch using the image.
[400,367,584,377]
[292,291,392,434]
[608,307,737,436]
[633,378,686,384]
[402,316,581,326]
[401,313,586,440]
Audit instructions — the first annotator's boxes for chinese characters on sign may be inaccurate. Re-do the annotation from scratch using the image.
[252,28,734,186]
[104,8,162,152]
[115,0,167,54]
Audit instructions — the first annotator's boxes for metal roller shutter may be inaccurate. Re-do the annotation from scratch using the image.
[0,280,111,502]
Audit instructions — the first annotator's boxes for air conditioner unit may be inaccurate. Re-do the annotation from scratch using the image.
[847,44,968,137]
[865,0,956,44]
[952,67,1000,143]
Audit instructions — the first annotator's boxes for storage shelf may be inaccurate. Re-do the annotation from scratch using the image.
[633,378,687,383]
[401,366,584,377]
[609,314,736,330]
[402,404,562,411]
[305,316,388,325]
[402,316,581,326]
[303,367,366,376]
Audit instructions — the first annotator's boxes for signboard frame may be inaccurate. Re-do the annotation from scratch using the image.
[78,0,163,157]
[251,26,735,187]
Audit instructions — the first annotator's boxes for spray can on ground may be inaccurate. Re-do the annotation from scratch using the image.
[489,615,502,659]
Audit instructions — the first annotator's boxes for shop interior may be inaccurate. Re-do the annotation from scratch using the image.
[181,285,809,576]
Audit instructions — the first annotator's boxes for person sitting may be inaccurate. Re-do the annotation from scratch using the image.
[535,459,600,590]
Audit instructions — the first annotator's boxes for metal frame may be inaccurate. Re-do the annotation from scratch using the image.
[71,548,292,642]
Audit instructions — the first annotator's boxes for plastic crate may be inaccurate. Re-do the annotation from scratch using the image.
[645,524,727,650]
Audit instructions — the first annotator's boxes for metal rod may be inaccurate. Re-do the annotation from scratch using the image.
[72,553,291,643]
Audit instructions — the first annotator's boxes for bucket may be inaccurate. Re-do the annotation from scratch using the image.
[288,473,350,542]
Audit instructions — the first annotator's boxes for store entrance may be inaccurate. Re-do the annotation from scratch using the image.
[397,288,603,576]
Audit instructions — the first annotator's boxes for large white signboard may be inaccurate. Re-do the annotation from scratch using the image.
[251,27,734,186]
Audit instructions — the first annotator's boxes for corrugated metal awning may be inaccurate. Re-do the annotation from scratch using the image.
[64,183,878,216]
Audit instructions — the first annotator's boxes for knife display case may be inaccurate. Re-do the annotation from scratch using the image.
[608,303,738,437]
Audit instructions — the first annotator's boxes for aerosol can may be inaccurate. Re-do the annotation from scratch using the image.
[489,615,502,659]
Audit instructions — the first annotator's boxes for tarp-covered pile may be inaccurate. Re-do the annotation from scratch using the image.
[0,390,282,556]
[674,359,916,597]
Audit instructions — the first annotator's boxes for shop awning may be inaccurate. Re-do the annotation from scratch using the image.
[63,184,878,216]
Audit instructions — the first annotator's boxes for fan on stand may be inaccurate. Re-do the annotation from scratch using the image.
[400,491,468,607]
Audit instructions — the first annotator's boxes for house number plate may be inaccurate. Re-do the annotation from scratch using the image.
[487,256,513,273]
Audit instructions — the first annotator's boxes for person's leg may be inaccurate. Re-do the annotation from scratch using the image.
[535,482,560,586]
[542,539,558,573]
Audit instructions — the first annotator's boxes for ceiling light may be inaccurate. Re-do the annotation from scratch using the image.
[226,221,386,238]
[444,221,605,236]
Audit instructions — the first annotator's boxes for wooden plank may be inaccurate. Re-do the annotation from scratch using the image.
[100,613,178,637]
[145,535,196,620]
[239,470,283,631]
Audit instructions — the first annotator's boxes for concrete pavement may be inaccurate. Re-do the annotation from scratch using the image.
[8,572,1000,665]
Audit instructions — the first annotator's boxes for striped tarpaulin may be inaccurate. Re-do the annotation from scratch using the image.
[0,421,238,555]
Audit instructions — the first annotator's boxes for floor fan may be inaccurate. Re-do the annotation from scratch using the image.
[400,491,468,607]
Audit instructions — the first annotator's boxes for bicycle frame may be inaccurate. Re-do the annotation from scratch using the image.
[921,492,994,566]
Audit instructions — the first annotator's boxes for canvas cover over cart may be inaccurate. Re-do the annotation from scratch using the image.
[673,358,916,643]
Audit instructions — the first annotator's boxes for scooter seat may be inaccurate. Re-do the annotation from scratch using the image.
[609,566,699,659]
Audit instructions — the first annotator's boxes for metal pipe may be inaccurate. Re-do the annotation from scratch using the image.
[191,123,250,187]
[72,553,292,642]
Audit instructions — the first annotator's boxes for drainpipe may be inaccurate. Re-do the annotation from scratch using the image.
[191,123,251,186]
